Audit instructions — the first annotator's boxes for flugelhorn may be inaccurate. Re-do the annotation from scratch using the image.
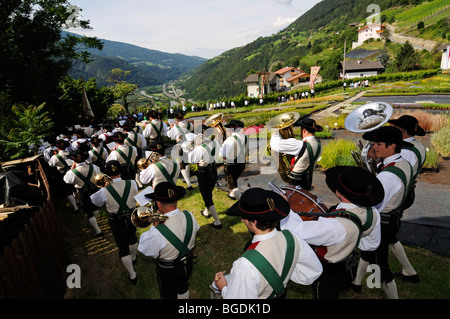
[205,113,226,140]
[94,172,112,188]
[137,151,162,170]
[130,204,168,228]
[266,112,300,183]
[344,102,393,174]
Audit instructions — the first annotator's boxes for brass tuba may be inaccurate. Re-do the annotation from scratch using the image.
[94,172,112,188]
[266,112,300,183]
[344,102,394,174]
[130,204,168,228]
[205,113,226,140]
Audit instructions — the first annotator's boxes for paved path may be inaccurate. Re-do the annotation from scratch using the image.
[312,91,366,121]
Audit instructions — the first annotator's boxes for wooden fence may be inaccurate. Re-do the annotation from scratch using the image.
[0,156,70,299]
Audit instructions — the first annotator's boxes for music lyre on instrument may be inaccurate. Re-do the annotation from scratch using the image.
[344,102,393,174]
[266,112,300,183]
[130,204,168,228]
[93,172,112,188]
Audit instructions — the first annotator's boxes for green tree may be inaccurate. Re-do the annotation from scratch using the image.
[394,41,419,72]
[0,103,54,161]
[0,0,102,128]
[378,47,391,69]
[107,69,138,114]
[58,76,115,125]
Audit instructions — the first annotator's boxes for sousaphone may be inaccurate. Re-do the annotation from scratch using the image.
[205,113,226,140]
[266,112,300,182]
[344,102,393,174]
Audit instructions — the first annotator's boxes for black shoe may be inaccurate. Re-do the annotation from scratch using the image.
[129,275,138,285]
[394,271,419,283]
[95,232,104,238]
[350,284,362,293]
[132,257,137,265]
[72,209,80,214]
[187,186,194,191]
[209,223,222,229]
[201,211,211,218]
[227,194,236,200]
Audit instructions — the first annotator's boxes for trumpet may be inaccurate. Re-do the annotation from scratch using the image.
[266,112,300,183]
[94,172,112,188]
[205,113,226,140]
[137,151,162,170]
[130,204,168,228]
[344,102,393,174]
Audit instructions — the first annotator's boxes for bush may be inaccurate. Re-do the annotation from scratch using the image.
[422,147,441,170]
[317,139,358,170]
[431,124,450,157]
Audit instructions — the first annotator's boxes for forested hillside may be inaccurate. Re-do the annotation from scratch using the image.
[66,32,206,87]
[182,0,443,101]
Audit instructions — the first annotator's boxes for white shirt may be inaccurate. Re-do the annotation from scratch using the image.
[137,208,199,258]
[90,177,138,208]
[63,162,100,188]
[374,154,404,214]
[220,229,322,299]
[143,119,168,139]
[270,132,314,155]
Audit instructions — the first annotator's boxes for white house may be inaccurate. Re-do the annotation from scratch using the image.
[352,23,384,49]
[274,67,306,88]
[243,73,281,97]
[438,44,450,70]
[339,60,384,79]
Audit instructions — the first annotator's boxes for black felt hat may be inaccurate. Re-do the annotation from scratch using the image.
[226,188,290,221]
[362,126,413,147]
[297,118,323,132]
[55,139,70,150]
[104,160,122,176]
[388,115,425,136]
[112,131,128,141]
[70,150,89,163]
[225,119,245,128]
[325,166,385,207]
[145,182,186,202]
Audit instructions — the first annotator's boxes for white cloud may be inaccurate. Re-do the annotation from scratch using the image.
[274,0,294,4]
[273,17,296,28]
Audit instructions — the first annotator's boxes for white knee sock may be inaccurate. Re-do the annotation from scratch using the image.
[121,255,136,279]
[352,258,369,286]
[68,195,78,210]
[389,241,417,276]
[88,217,102,234]
[208,205,221,226]
[129,243,138,262]
[135,172,143,188]
[178,290,190,299]
[382,280,398,299]
[231,188,241,200]
[181,168,191,187]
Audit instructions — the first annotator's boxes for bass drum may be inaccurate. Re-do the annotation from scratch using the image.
[281,185,328,221]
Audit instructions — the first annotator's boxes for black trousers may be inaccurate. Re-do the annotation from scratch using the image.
[197,165,217,207]
[74,186,97,218]
[224,163,245,190]
[108,212,137,258]
[360,213,402,283]
[157,254,193,299]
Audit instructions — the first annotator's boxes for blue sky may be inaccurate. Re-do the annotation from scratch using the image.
[67,0,322,59]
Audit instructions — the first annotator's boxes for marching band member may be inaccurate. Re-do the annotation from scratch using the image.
[48,139,78,213]
[89,134,108,172]
[352,126,414,299]
[187,129,222,229]
[139,142,180,188]
[212,188,322,299]
[90,160,139,284]
[283,166,384,299]
[63,150,102,236]
[387,115,426,283]
[143,110,168,144]
[269,117,322,190]
[122,120,147,188]
[167,111,194,190]
[138,182,200,299]
[106,131,138,181]
[219,119,248,200]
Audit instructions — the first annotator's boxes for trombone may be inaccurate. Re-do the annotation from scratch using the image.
[130,203,168,228]
[136,151,162,170]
